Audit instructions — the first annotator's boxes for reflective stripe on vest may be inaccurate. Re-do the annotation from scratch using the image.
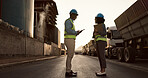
[64,19,76,39]
[95,35,107,42]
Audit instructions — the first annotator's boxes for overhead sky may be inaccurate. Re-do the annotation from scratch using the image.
[54,0,137,50]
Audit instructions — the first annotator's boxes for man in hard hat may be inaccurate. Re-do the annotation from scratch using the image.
[64,9,80,77]
[93,13,107,76]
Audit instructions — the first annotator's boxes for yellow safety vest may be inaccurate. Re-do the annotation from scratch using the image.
[64,19,76,39]
[95,35,107,42]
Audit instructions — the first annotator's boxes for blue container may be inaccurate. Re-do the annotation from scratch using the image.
[0,0,2,18]
[1,0,34,37]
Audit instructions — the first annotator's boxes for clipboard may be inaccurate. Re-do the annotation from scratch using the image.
[94,24,104,32]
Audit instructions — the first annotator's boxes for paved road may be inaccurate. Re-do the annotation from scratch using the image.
[0,55,148,78]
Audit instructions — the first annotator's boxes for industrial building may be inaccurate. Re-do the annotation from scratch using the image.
[0,0,60,56]
[34,0,60,46]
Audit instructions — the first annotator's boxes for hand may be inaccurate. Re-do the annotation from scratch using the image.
[76,29,85,36]
[77,30,80,33]
[76,30,81,36]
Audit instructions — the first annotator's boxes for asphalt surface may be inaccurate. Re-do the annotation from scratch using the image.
[0,55,148,78]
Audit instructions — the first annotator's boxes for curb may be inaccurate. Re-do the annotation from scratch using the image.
[0,56,59,68]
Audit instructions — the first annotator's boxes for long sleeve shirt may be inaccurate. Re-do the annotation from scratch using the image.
[65,18,77,35]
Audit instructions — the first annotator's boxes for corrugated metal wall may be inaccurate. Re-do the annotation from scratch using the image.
[115,0,148,30]
[0,0,2,18]
[114,0,148,40]
[1,0,34,37]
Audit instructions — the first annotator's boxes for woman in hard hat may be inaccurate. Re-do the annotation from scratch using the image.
[93,13,107,76]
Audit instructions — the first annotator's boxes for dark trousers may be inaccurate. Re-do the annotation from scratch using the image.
[96,41,107,68]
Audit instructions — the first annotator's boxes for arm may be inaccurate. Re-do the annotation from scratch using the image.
[97,24,107,36]
[92,31,95,38]
[101,24,107,36]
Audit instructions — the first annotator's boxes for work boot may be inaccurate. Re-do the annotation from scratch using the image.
[65,71,77,77]
[70,70,77,74]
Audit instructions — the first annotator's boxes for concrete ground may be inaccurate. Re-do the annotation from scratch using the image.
[0,55,148,78]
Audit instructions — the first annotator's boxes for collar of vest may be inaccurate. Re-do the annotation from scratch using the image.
[68,18,74,22]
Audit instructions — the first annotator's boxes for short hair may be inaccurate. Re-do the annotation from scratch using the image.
[95,17,105,24]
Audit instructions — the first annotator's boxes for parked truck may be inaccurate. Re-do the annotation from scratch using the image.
[114,0,148,62]
[106,26,123,59]
[60,43,66,55]
[82,44,89,55]
[88,40,97,56]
